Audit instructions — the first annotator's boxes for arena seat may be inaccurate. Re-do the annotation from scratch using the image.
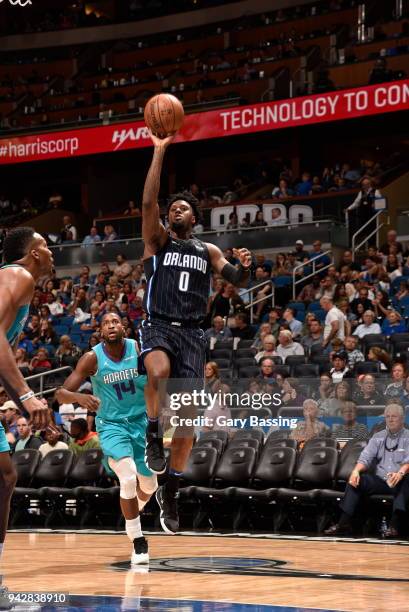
[264,436,296,449]
[354,362,381,375]
[210,348,233,362]
[233,447,297,521]
[231,429,264,443]
[194,437,224,457]
[11,450,74,527]
[274,447,338,531]
[293,363,320,377]
[40,449,104,527]
[12,449,41,487]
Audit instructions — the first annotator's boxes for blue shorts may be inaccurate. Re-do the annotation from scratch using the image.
[0,422,10,453]
[95,414,152,478]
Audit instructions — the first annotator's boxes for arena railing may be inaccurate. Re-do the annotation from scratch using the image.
[350,210,386,259]
[241,280,275,325]
[292,249,334,299]
[47,219,344,268]
[24,366,73,398]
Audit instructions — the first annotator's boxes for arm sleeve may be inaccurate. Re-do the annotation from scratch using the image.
[358,437,379,467]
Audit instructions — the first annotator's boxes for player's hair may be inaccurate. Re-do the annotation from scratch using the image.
[2,227,36,264]
[167,191,200,221]
[101,312,122,325]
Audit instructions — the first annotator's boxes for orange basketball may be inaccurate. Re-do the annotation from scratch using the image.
[144,93,184,138]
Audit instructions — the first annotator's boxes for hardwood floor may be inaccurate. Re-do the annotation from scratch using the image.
[2,532,408,611]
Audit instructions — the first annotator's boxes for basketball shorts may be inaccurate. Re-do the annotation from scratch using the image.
[0,422,10,453]
[95,414,152,478]
[139,319,206,379]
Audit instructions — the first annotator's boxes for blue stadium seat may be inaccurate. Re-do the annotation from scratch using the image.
[274,276,292,287]
[53,324,69,335]
[307,302,321,312]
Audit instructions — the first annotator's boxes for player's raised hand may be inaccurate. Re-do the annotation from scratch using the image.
[76,393,101,411]
[148,130,175,149]
[233,248,252,269]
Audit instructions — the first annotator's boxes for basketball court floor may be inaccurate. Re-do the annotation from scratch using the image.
[2,531,408,611]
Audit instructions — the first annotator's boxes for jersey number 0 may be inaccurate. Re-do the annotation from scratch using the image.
[179,271,190,292]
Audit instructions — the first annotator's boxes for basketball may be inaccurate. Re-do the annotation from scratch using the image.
[144,93,184,138]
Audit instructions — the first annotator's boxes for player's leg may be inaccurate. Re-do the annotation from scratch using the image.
[156,327,205,533]
[0,449,17,610]
[143,349,171,474]
[108,456,149,565]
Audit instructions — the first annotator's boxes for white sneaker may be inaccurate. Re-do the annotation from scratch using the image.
[131,536,149,565]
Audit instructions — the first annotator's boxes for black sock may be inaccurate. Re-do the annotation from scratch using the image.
[390,511,403,531]
[166,469,182,496]
[147,417,159,435]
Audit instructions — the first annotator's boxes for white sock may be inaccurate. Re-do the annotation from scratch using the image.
[125,516,142,542]
[136,494,147,512]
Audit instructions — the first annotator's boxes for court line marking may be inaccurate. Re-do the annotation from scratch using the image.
[8,528,409,546]
[64,593,348,612]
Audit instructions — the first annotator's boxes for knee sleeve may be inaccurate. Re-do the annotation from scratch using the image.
[138,474,158,496]
[108,457,137,500]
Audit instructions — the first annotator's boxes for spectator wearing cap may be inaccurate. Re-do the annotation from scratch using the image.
[381,310,407,336]
[0,400,20,438]
[13,416,42,452]
[353,310,381,339]
[294,240,309,262]
[276,330,304,363]
[354,374,383,406]
[330,351,353,383]
[282,308,302,338]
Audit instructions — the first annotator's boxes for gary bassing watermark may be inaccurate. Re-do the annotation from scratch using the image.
[168,389,298,429]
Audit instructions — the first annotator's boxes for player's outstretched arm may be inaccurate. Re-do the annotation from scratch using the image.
[141,131,174,256]
[207,244,252,288]
[55,352,100,411]
[0,271,49,415]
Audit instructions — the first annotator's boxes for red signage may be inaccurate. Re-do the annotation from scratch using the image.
[0,80,407,165]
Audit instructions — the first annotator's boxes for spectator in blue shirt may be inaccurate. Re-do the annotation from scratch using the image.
[282,307,302,338]
[295,172,312,196]
[381,310,407,336]
[17,332,34,356]
[82,226,101,246]
[309,240,331,274]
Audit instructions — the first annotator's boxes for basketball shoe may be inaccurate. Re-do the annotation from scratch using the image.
[156,485,179,534]
[145,432,166,474]
[131,536,149,565]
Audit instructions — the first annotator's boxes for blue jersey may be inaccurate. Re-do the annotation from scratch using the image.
[91,339,146,421]
[0,264,30,345]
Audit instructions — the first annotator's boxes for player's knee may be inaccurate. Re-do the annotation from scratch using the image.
[108,457,137,500]
[144,353,170,380]
[139,474,158,496]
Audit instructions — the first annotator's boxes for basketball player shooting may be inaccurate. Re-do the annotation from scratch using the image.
[0,228,54,609]
[140,131,252,534]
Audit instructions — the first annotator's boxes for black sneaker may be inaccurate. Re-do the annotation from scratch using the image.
[156,485,179,534]
[131,536,149,565]
[0,586,13,610]
[145,432,166,474]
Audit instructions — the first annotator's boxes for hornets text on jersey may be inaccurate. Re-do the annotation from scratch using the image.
[143,235,211,324]
[91,339,146,421]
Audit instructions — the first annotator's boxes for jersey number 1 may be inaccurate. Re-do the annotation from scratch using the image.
[113,380,136,401]
[179,271,190,292]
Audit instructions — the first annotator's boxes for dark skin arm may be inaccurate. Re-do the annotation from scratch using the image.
[0,267,49,415]
[55,351,100,411]
[141,132,174,259]
[207,244,252,288]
